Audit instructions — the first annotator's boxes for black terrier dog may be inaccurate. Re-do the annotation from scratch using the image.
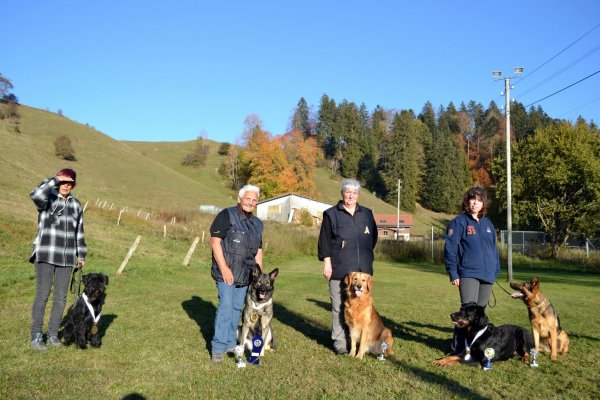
[63,273,109,349]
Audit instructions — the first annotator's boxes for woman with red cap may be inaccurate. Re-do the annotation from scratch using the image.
[29,168,87,350]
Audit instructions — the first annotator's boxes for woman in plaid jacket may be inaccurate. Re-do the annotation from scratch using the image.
[29,168,87,350]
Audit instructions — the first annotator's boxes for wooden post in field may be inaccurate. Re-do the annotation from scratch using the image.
[201,230,205,244]
[83,201,89,213]
[117,209,125,226]
[182,237,200,266]
[116,235,142,276]
[163,225,167,238]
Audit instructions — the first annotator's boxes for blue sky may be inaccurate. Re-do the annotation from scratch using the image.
[3,1,599,144]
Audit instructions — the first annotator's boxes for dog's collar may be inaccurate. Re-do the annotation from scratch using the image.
[250,298,272,310]
[464,326,488,361]
[81,293,102,324]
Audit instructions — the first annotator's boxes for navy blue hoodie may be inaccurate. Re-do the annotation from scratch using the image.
[444,213,500,283]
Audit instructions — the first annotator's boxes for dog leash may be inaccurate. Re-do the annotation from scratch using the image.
[487,281,517,308]
[70,266,82,297]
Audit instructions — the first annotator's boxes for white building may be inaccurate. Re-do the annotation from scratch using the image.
[256,193,333,225]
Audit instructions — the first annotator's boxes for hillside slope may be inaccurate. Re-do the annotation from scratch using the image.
[0,105,451,235]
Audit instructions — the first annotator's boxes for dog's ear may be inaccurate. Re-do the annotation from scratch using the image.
[343,273,352,287]
[531,277,540,290]
[82,274,89,286]
[252,264,262,279]
[366,274,373,291]
[269,268,279,280]
[104,274,109,286]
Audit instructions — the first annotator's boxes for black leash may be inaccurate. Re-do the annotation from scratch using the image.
[70,267,82,296]
[487,281,516,309]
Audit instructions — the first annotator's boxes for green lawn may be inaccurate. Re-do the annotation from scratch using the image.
[1,205,599,399]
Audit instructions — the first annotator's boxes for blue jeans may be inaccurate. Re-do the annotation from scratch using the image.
[211,281,248,354]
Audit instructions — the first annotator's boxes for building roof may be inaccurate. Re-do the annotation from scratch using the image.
[257,193,331,206]
[374,213,413,227]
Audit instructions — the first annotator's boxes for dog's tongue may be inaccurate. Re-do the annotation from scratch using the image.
[355,290,363,297]
[259,293,266,299]
[511,292,523,299]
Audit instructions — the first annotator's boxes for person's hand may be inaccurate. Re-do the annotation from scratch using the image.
[221,265,234,285]
[451,278,460,286]
[323,262,332,281]
[77,259,85,269]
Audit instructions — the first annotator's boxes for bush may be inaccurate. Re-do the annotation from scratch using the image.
[54,135,77,161]
[217,142,231,155]
[182,138,209,167]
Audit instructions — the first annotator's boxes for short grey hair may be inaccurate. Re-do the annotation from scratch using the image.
[341,179,361,194]
[238,184,260,200]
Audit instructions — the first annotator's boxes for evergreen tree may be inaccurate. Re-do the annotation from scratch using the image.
[336,100,363,178]
[291,97,312,138]
[317,94,338,167]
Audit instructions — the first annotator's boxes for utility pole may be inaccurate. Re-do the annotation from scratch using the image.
[492,67,523,282]
[396,179,402,241]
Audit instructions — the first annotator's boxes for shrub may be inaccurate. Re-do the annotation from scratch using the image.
[182,137,209,167]
[217,142,231,155]
[54,135,77,161]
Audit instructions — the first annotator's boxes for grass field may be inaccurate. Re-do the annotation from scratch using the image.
[1,204,599,400]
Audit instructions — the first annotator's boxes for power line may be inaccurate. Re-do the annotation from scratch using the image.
[558,95,600,119]
[516,22,600,85]
[524,70,600,108]
[517,44,600,99]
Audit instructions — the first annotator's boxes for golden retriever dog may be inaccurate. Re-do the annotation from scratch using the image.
[343,272,394,359]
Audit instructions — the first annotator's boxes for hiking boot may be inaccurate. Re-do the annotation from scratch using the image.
[31,333,47,351]
[211,353,224,363]
[47,336,63,348]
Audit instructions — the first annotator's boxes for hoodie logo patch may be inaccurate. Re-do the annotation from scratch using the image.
[467,226,477,235]
[364,226,370,234]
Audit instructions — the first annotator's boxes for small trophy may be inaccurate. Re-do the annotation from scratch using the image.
[248,335,264,366]
[234,345,246,368]
[530,348,539,368]
[378,342,388,361]
[483,348,495,371]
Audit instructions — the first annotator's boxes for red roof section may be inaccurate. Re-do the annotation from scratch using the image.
[374,213,413,227]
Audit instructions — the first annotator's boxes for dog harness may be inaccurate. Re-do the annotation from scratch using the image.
[81,293,102,334]
[464,326,488,361]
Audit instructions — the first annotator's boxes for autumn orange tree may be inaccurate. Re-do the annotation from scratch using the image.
[239,123,318,199]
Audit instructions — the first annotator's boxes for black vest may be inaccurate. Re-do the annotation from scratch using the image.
[211,207,263,285]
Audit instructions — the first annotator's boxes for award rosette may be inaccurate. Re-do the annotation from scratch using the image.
[248,335,264,365]
[234,345,246,368]
[483,348,495,371]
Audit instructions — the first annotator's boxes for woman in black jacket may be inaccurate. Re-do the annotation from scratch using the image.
[318,179,378,355]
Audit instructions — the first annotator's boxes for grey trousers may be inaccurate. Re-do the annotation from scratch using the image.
[328,279,348,352]
[458,277,493,307]
[31,262,72,338]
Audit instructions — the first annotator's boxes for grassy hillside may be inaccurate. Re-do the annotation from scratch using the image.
[0,104,450,235]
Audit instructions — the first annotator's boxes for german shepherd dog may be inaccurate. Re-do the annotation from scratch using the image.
[510,277,569,360]
[238,264,279,355]
[343,272,394,359]
[434,303,533,368]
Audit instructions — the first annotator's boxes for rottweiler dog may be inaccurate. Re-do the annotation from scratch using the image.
[510,277,569,360]
[434,303,533,368]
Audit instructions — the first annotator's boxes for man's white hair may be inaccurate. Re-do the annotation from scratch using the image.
[341,178,361,194]
[238,184,260,200]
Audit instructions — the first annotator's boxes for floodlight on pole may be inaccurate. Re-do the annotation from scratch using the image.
[492,67,523,283]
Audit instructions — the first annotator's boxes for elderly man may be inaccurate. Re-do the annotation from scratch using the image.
[209,184,263,363]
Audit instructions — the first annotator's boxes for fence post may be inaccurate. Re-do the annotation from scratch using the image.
[117,209,125,226]
[182,237,200,266]
[116,235,142,276]
[431,226,434,262]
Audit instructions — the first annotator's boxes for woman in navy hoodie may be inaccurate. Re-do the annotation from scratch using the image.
[444,186,500,355]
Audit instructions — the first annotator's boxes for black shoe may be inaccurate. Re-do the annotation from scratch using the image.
[335,348,348,355]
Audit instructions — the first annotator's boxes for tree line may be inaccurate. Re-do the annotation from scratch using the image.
[220,93,600,256]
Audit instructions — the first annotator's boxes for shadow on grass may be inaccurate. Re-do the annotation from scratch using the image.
[273,303,331,349]
[393,359,490,400]
[182,296,216,353]
[98,313,118,341]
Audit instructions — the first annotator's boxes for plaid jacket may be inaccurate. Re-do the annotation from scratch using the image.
[29,177,87,266]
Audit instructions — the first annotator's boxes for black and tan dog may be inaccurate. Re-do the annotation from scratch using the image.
[238,264,279,355]
[63,273,109,349]
[434,303,533,368]
[510,277,569,360]
[343,272,394,359]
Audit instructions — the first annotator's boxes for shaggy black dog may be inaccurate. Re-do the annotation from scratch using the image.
[434,303,533,367]
[63,273,109,349]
